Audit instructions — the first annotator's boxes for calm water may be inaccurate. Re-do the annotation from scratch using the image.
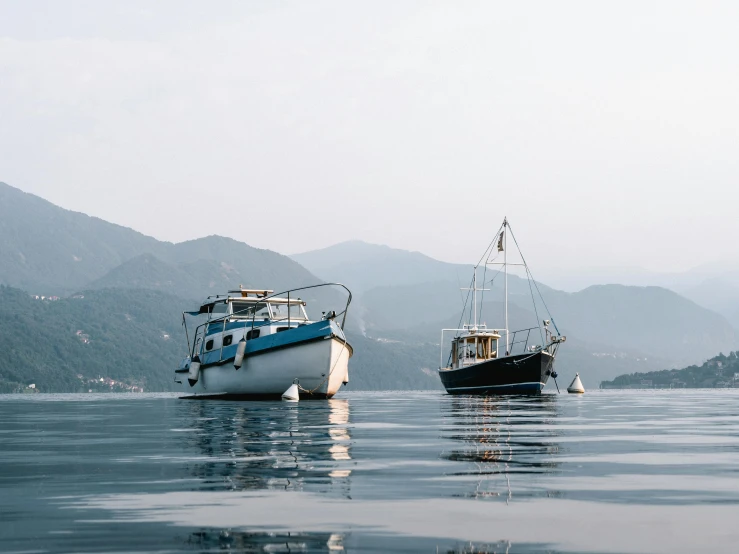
[2,390,739,553]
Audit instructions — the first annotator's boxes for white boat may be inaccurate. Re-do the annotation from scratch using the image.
[175,284,353,399]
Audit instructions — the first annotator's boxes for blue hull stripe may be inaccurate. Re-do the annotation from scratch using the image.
[199,320,345,367]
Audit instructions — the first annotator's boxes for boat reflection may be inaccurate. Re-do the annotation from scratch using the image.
[184,528,346,552]
[440,395,561,500]
[178,399,354,495]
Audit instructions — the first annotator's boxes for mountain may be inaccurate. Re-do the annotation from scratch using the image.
[0,182,336,306]
[601,351,739,389]
[86,240,335,306]
[543,285,736,362]
[291,240,473,294]
[539,262,739,328]
[85,254,202,297]
[0,182,165,294]
[680,278,739,325]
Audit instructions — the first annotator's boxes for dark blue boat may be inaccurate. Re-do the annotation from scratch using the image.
[437,218,565,395]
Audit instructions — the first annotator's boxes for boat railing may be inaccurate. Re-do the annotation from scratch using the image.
[187,283,352,361]
[504,326,541,356]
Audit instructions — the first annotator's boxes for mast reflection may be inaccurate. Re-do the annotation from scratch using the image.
[440,395,561,501]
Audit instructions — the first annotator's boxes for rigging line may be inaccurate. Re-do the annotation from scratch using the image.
[478,261,489,323]
[480,252,504,317]
[477,236,504,324]
[448,274,474,367]
[525,266,545,346]
[456,271,466,306]
[506,222,558,333]
[475,221,506,268]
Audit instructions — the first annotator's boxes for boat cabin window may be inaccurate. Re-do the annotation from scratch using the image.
[223,335,233,347]
[231,301,271,319]
[453,336,498,366]
[246,329,261,340]
[210,303,228,317]
[205,339,214,351]
[270,303,307,321]
[289,303,308,320]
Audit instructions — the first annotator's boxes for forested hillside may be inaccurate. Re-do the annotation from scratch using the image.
[0,286,186,393]
[0,285,440,394]
[601,352,739,389]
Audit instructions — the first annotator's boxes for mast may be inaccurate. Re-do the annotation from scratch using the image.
[504,217,508,354]
[472,265,477,329]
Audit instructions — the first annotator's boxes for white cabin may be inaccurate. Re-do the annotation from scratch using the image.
[448,325,501,369]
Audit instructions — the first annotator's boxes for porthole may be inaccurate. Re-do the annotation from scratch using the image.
[223,335,233,347]
[205,339,214,351]
[246,329,261,340]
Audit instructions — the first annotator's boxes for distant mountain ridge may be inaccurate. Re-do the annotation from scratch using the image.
[291,240,473,294]
[0,182,165,294]
[0,182,323,298]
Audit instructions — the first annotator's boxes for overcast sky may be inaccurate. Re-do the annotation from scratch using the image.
[1,1,737,277]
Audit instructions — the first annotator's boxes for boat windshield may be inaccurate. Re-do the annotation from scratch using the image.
[270,302,307,321]
[210,302,228,317]
[231,301,271,319]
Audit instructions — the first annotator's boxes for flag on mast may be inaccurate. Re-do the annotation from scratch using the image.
[497,231,504,252]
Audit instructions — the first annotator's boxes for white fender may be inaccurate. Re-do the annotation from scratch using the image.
[234,338,247,369]
[188,356,201,387]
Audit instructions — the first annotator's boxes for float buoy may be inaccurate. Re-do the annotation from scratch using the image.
[188,355,201,387]
[282,381,300,402]
[234,338,246,369]
[567,373,585,394]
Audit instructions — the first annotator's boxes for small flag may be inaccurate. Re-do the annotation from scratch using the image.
[497,231,504,252]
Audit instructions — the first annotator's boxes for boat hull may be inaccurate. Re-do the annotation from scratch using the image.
[438,351,555,395]
[175,336,351,399]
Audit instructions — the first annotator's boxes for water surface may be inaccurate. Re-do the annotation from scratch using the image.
[2,390,739,553]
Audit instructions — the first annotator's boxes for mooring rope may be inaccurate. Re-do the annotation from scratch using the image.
[297,337,348,395]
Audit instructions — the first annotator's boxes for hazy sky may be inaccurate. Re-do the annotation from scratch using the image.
[1,1,738,275]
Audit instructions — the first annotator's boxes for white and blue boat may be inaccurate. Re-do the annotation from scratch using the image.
[175,284,353,399]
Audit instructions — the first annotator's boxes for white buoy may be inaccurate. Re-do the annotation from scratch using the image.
[234,338,247,369]
[567,373,585,394]
[188,356,201,387]
[282,382,300,402]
